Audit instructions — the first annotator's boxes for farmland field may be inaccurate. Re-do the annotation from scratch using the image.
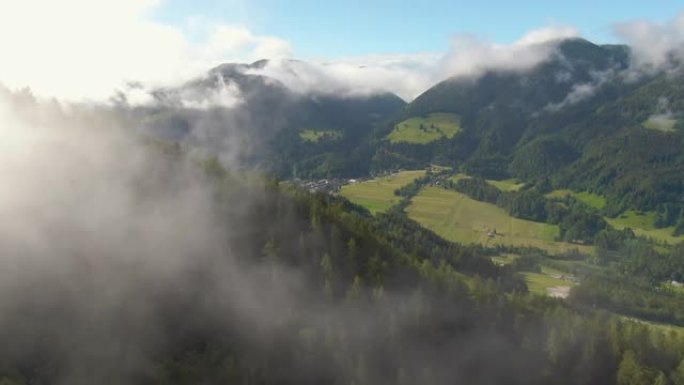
[449,173,470,183]
[406,187,593,254]
[643,116,677,132]
[607,210,682,244]
[488,178,525,192]
[491,254,519,266]
[546,189,606,209]
[449,174,524,192]
[387,113,461,144]
[299,129,341,142]
[522,272,570,297]
[543,190,684,243]
[339,170,425,214]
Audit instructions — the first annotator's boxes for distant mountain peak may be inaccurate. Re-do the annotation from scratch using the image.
[554,37,629,67]
[249,59,270,69]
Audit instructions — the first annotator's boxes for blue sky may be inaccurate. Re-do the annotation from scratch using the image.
[153,0,684,58]
[1,0,683,101]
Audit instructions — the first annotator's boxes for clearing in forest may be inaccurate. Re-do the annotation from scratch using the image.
[339,170,426,214]
[387,113,461,144]
[407,187,593,254]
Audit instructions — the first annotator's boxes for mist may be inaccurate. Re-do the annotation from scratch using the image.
[0,90,316,384]
[614,11,684,74]
[0,89,573,385]
[2,4,684,384]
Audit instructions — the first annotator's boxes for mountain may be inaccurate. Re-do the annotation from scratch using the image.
[371,38,684,213]
[2,105,682,383]
[135,59,406,178]
[373,39,630,173]
[4,56,684,385]
[135,38,684,215]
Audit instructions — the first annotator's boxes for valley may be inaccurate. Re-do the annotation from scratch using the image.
[386,112,461,144]
[299,129,342,142]
[406,186,573,253]
[338,170,425,214]
[6,13,684,382]
[337,167,684,319]
[339,169,684,249]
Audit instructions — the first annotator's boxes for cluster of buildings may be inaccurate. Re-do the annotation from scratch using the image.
[293,178,359,194]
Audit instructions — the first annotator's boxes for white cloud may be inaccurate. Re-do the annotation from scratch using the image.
[516,25,579,46]
[246,25,579,101]
[0,0,291,102]
[176,74,243,109]
[246,54,437,101]
[614,12,684,71]
[196,25,292,64]
[543,68,620,112]
[438,25,579,79]
[0,0,187,101]
[0,1,581,104]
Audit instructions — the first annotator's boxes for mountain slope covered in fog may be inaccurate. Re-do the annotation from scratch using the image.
[133,59,406,178]
[1,92,684,385]
[5,3,684,385]
[139,38,684,217]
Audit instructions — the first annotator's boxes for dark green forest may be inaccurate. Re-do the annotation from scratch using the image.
[5,150,684,385]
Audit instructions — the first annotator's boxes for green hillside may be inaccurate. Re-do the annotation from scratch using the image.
[339,170,425,214]
[365,38,684,220]
[546,190,606,210]
[406,186,592,254]
[488,178,525,192]
[387,112,461,144]
[299,129,342,142]
[607,210,682,244]
[643,116,678,132]
[10,30,684,385]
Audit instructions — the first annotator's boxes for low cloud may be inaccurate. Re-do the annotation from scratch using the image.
[0,0,579,105]
[245,55,437,101]
[643,97,679,131]
[543,68,621,112]
[438,25,579,80]
[614,12,684,72]
[0,0,291,102]
[195,24,293,63]
[0,0,584,104]
[0,0,623,106]
[0,89,315,384]
[116,74,244,109]
[245,26,579,101]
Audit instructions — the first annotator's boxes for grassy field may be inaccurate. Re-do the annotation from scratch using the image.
[299,129,341,142]
[449,173,470,183]
[522,272,570,296]
[607,210,682,244]
[545,190,683,243]
[491,254,519,266]
[339,170,426,214]
[621,315,684,335]
[661,281,684,295]
[448,173,524,192]
[546,190,606,209]
[488,178,525,192]
[643,116,677,132]
[387,113,461,144]
[553,259,607,277]
[407,187,593,254]
[574,192,607,209]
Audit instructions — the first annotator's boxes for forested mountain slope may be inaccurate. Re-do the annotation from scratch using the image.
[372,38,684,215]
[134,59,406,178]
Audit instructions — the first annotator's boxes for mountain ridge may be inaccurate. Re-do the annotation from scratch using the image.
[138,37,684,215]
